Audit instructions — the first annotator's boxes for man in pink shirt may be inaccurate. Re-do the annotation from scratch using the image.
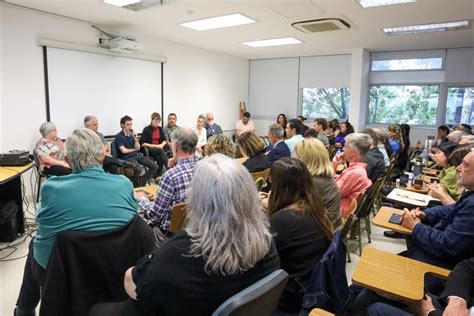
[236,112,255,137]
[332,133,372,217]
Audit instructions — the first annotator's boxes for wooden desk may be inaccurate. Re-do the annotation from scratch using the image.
[309,308,334,316]
[396,183,429,194]
[352,248,450,302]
[372,207,412,235]
[134,184,157,200]
[423,168,441,177]
[0,163,34,240]
[235,157,248,164]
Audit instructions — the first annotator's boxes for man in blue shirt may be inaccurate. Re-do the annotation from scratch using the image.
[15,128,138,316]
[115,115,158,186]
[205,112,223,138]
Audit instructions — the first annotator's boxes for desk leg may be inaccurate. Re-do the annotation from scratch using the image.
[0,175,25,236]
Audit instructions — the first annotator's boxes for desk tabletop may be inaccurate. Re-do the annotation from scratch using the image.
[352,247,450,302]
[235,157,248,164]
[0,163,34,184]
[309,308,334,316]
[373,207,412,235]
[387,188,439,207]
[134,184,158,200]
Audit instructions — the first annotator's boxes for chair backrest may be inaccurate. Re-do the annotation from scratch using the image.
[357,177,384,218]
[254,177,266,191]
[212,269,289,316]
[250,168,271,182]
[40,215,156,316]
[169,203,187,232]
[110,139,120,159]
[298,231,350,314]
[340,194,362,240]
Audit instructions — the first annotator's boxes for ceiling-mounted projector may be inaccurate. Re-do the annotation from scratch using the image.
[109,36,144,52]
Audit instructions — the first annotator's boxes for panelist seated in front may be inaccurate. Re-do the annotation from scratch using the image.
[35,121,71,176]
[125,154,280,315]
[15,128,138,316]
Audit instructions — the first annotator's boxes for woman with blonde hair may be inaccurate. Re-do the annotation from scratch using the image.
[387,124,404,155]
[204,134,234,158]
[237,131,269,173]
[295,138,342,230]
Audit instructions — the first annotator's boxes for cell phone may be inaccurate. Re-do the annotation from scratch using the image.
[388,213,403,225]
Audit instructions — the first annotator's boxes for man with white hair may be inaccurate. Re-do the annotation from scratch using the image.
[332,133,372,217]
[135,128,199,233]
[205,112,223,138]
[15,128,138,316]
[266,123,290,167]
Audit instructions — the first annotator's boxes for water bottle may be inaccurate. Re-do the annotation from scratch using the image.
[413,157,423,177]
[421,147,429,167]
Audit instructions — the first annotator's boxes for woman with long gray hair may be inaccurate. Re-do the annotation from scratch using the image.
[124,154,280,315]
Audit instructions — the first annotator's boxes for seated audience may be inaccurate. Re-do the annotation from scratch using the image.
[195,114,207,158]
[124,154,280,315]
[163,113,179,144]
[135,128,199,233]
[295,138,342,230]
[387,124,404,156]
[115,115,158,186]
[327,121,337,145]
[362,128,386,182]
[266,123,290,167]
[460,134,474,145]
[430,142,460,200]
[267,157,332,314]
[285,119,305,157]
[84,115,122,175]
[204,134,234,158]
[204,112,223,138]
[400,150,474,270]
[313,118,330,146]
[235,111,255,137]
[330,118,340,135]
[237,131,269,173]
[15,128,137,316]
[436,125,450,146]
[139,112,168,177]
[35,121,71,176]
[398,124,411,170]
[373,128,390,166]
[447,130,463,144]
[335,121,354,148]
[428,145,474,204]
[276,113,288,138]
[455,123,473,134]
[333,133,372,217]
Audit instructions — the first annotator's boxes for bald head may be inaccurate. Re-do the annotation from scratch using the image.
[171,127,198,154]
[84,116,98,132]
[206,112,215,125]
[456,151,474,191]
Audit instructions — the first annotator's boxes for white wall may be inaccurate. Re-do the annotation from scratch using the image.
[0,4,248,153]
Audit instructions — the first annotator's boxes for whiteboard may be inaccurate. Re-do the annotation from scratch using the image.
[46,47,162,137]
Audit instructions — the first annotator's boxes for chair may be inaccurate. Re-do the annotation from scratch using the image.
[169,203,187,232]
[40,215,156,316]
[33,150,47,203]
[110,139,147,184]
[327,145,336,160]
[251,168,271,190]
[340,194,362,262]
[212,269,289,316]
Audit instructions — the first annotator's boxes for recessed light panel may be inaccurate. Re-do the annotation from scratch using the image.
[180,13,256,31]
[242,37,302,48]
[383,20,470,35]
[104,0,141,7]
[358,0,417,8]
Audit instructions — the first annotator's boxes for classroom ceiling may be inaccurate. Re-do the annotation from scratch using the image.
[4,0,474,59]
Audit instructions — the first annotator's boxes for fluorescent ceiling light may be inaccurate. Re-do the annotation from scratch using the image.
[383,20,471,35]
[180,13,256,31]
[358,0,416,8]
[104,0,141,7]
[242,37,302,48]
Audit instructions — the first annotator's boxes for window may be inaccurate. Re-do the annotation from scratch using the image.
[302,88,350,120]
[368,85,440,125]
[371,58,443,71]
[445,87,474,125]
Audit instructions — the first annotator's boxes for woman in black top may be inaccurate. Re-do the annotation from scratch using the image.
[139,112,168,176]
[237,131,269,173]
[277,113,288,139]
[268,158,333,314]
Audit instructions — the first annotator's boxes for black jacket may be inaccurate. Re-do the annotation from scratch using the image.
[140,125,166,146]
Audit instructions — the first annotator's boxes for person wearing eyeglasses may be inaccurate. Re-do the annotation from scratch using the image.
[205,112,223,138]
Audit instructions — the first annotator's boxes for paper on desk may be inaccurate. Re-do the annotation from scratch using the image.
[387,188,440,207]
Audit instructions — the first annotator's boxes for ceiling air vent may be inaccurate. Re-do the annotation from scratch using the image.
[292,18,350,33]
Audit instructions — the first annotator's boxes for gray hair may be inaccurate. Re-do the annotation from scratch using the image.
[361,128,378,147]
[171,127,198,154]
[83,115,96,126]
[345,133,372,157]
[373,128,387,143]
[186,154,272,275]
[65,128,103,171]
[268,123,284,139]
[448,131,464,143]
[39,121,56,138]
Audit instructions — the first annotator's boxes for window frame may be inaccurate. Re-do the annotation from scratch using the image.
[300,86,351,121]
[444,83,474,125]
[370,57,445,72]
